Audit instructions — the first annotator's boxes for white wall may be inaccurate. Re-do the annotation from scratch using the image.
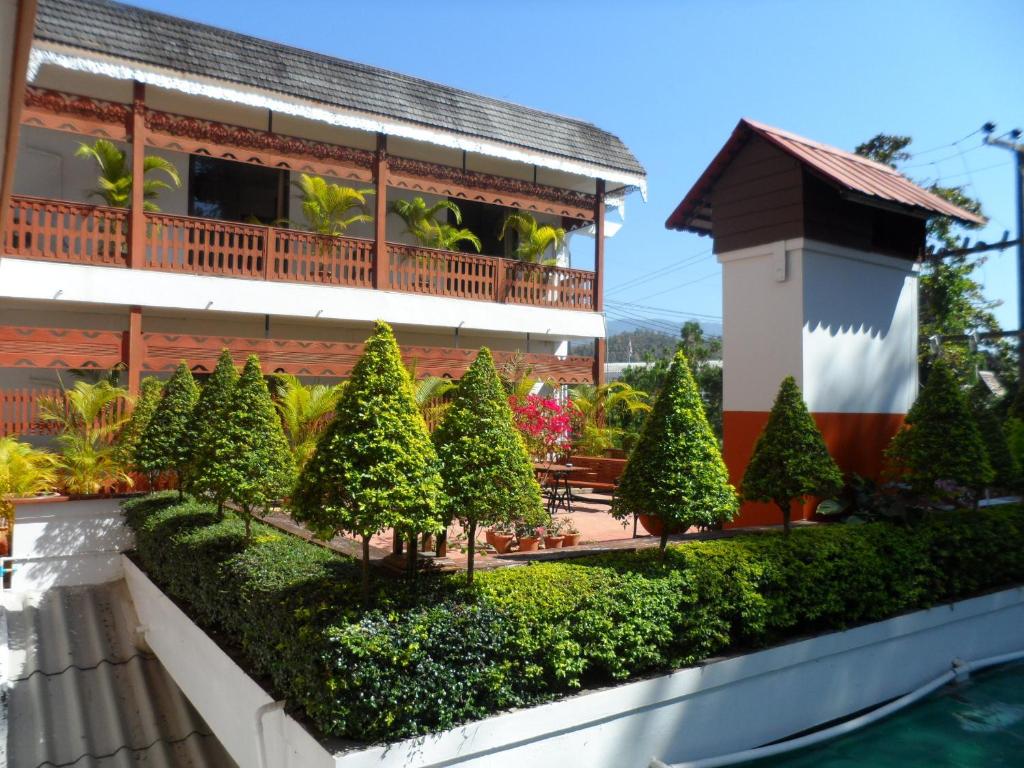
[0,0,17,192]
[801,242,919,414]
[11,498,131,590]
[720,240,804,412]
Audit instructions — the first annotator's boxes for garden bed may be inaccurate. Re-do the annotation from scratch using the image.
[122,493,1024,745]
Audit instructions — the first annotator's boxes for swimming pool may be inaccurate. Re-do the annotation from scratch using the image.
[753,662,1024,767]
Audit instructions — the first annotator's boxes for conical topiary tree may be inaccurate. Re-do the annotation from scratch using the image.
[969,381,1018,490]
[115,376,164,475]
[886,360,993,500]
[741,376,843,534]
[292,321,444,601]
[612,349,738,557]
[434,347,544,583]
[136,362,199,496]
[186,349,239,504]
[199,355,293,538]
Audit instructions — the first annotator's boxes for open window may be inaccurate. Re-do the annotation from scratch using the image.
[188,156,288,224]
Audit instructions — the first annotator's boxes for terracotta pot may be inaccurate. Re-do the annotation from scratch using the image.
[517,536,540,552]
[562,532,581,547]
[543,535,564,549]
[485,530,496,548]
[0,534,8,557]
[637,514,686,537]
[491,532,515,554]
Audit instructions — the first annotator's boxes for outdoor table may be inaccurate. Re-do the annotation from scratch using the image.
[533,462,580,515]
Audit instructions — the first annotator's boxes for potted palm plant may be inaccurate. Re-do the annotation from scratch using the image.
[39,380,133,496]
[0,437,60,556]
[389,197,482,252]
[498,211,566,301]
[76,139,182,211]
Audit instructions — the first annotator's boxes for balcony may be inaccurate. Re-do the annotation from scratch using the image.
[4,195,597,311]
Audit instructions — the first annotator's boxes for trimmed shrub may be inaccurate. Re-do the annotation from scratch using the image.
[292,320,444,598]
[123,493,1024,745]
[136,361,199,492]
[433,347,544,582]
[886,360,993,497]
[187,349,238,499]
[969,382,1018,489]
[612,349,738,554]
[197,355,293,537]
[116,376,164,472]
[742,376,843,533]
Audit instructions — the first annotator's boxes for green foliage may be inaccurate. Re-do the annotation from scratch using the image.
[186,350,239,494]
[136,362,199,488]
[433,348,544,581]
[0,437,59,526]
[389,197,482,252]
[74,139,181,211]
[272,373,344,469]
[612,349,737,552]
[569,381,651,456]
[292,321,444,596]
[498,211,565,264]
[196,356,293,536]
[741,377,843,532]
[38,380,132,495]
[115,377,163,472]
[294,174,373,236]
[124,492,1024,744]
[969,382,1019,488]
[887,360,993,496]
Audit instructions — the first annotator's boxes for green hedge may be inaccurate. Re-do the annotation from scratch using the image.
[122,494,1024,743]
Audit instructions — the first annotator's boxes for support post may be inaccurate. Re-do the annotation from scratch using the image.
[373,133,388,290]
[0,0,38,245]
[129,82,146,269]
[593,179,606,387]
[123,305,143,397]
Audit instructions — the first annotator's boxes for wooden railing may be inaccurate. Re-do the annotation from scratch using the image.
[0,387,128,438]
[4,196,128,267]
[5,196,596,311]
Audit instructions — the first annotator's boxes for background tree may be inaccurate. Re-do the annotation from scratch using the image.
[271,373,344,469]
[434,348,543,583]
[75,139,180,211]
[741,377,843,534]
[389,197,482,252]
[38,380,133,495]
[612,349,738,557]
[115,376,163,474]
[855,134,1007,382]
[886,359,993,500]
[136,362,199,495]
[291,321,444,600]
[187,350,239,504]
[198,356,293,538]
[968,381,1019,489]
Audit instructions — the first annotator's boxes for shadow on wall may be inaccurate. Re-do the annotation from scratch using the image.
[802,254,910,340]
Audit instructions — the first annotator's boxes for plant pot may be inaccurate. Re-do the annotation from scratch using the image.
[490,532,514,554]
[562,532,581,547]
[517,536,540,552]
[637,514,686,537]
[543,535,564,549]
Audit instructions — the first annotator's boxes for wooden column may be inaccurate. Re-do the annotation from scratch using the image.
[373,133,388,290]
[123,305,144,396]
[128,82,146,269]
[0,0,38,245]
[593,179,606,386]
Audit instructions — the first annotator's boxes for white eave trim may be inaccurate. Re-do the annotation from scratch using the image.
[28,43,648,200]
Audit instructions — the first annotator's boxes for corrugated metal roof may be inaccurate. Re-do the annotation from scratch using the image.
[2,581,234,767]
[666,118,987,233]
[34,0,646,180]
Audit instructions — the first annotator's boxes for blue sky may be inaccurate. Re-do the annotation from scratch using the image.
[136,0,1024,333]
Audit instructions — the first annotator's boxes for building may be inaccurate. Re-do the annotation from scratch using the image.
[0,0,645,425]
[667,118,985,526]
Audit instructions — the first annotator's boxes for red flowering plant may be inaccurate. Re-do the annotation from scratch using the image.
[508,394,574,461]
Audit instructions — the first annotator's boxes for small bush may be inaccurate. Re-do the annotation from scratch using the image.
[123,494,1024,744]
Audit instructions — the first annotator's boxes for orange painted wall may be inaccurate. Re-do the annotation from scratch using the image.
[722,410,905,527]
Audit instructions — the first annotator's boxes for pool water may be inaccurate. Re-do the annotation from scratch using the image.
[753,662,1024,767]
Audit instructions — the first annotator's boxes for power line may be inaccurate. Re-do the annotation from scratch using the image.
[619,270,721,304]
[904,127,984,160]
[902,141,985,170]
[607,299,722,321]
[606,249,714,296]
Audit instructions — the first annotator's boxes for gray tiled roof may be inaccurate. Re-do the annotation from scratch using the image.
[2,581,235,767]
[35,0,646,178]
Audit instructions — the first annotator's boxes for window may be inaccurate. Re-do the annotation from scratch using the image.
[449,199,511,257]
[188,156,287,224]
